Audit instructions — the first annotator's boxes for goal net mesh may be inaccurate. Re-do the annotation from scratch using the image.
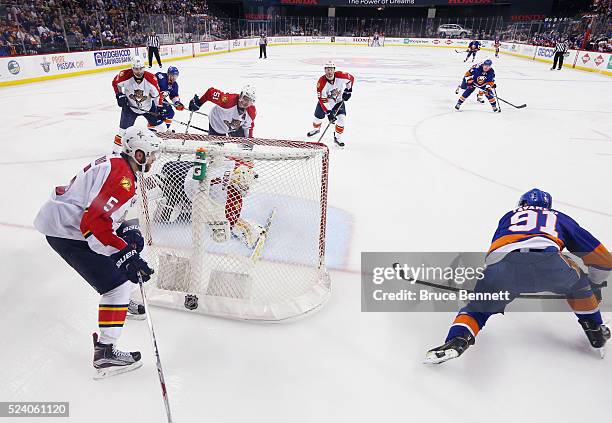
[133,134,331,321]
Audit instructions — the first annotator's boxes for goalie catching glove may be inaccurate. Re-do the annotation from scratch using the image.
[112,246,154,284]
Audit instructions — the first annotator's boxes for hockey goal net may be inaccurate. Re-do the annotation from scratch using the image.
[134,134,331,321]
[368,34,385,47]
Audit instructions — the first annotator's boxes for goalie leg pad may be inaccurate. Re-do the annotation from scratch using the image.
[232,218,265,249]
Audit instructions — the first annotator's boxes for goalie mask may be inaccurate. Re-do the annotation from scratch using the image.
[122,127,161,172]
[230,164,258,194]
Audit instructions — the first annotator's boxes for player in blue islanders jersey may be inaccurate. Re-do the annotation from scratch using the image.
[465,40,481,62]
[425,189,612,364]
[493,38,501,58]
[455,59,499,112]
[155,66,184,130]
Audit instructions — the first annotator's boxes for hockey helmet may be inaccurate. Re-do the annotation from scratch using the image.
[518,188,553,209]
[240,85,256,102]
[324,60,336,70]
[483,59,493,67]
[230,164,258,193]
[122,127,162,172]
[167,66,179,76]
[131,56,145,69]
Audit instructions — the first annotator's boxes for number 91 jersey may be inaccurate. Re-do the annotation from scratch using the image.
[487,206,612,281]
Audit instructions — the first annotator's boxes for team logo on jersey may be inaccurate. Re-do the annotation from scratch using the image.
[129,89,148,103]
[476,76,487,85]
[120,176,132,191]
[184,294,199,310]
[330,88,341,100]
[223,118,242,131]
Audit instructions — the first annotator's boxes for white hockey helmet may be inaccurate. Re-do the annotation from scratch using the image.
[240,85,256,102]
[230,164,258,193]
[122,127,162,172]
[131,56,145,69]
[324,60,336,70]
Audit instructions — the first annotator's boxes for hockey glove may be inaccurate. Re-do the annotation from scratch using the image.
[491,83,497,89]
[327,111,337,123]
[342,88,352,102]
[174,101,185,111]
[160,103,172,119]
[116,219,144,253]
[112,246,154,284]
[116,92,128,108]
[189,94,202,112]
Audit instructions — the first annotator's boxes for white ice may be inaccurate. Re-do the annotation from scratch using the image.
[2,44,612,422]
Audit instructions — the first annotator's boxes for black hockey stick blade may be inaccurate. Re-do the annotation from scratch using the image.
[497,97,527,109]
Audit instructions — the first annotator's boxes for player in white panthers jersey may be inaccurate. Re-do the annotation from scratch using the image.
[188,85,257,137]
[148,155,265,249]
[112,56,167,152]
[307,60,355,147]
[34,128,161,379]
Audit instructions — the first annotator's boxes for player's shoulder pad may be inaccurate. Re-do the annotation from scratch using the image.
[143,71,159,85]
[316,75,327,90]
[108,156,137,190]
[156,72,165,79]
[246,105,256,120]
[116,69,133,81]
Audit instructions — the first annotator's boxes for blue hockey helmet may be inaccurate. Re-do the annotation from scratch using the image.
[518,189,553,209]
[483,59,493,66]
[167,66,179,76]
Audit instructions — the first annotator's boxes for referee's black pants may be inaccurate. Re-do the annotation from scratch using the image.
[148,46,161,67]
[259,44,267,59]
[552,52,564,70]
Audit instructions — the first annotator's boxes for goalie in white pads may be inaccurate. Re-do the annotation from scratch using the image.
[307,60,354,147]
[148,155,266,250]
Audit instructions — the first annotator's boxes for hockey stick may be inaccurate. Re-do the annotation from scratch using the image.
[496,95,527,109]
[184,111,194,134]
[251,208,277,263]
[317,100,344,144]
[492,87,502,112]
[455,49,468,54]
[139,274,173,423]
[391,263,572,300]
[174,119,209,133]
[193,110,209,117]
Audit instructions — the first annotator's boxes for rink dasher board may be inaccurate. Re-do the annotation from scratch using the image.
[1,37,609,87]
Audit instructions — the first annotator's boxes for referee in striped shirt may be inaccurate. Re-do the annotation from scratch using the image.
[146,31,162,69]
[551,38,569,70]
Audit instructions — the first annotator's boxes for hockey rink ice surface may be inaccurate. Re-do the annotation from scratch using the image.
[2,44,612,422]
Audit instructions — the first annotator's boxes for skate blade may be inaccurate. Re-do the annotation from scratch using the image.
[599,348,606,359]
[93,361,143,380]
[423,349,459,364]
[126,313,146,321]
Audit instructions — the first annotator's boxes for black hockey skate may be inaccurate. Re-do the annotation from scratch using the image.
[454,103,461,111]
[93,333,142,379]
[579,319,611,358]
[455,86,460,95]
[307,129,320,137]
[127,299,146,320]
[424,333,475,364]
[334,133,345,147]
